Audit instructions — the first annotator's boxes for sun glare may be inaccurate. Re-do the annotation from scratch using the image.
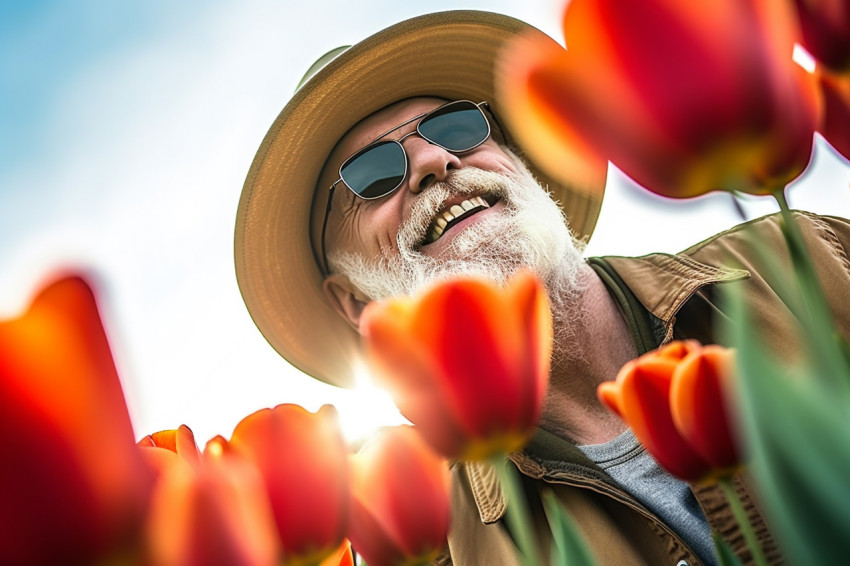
[335,363,410,448]
[792,43,816,73]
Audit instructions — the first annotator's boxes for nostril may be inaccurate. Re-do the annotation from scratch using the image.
[419,173,436,190]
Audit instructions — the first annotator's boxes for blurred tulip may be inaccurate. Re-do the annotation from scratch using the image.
[348,426,450,566]
[319,540,354,566]
[230,404,350,565]
[494,31,608,202]
[0,275,153,564]
[360,270,552,461]
[499,0,820,198]
[138,424,202,478]
[598,340,741,482]
[816,65,850,161]
[203,434,233,459]
[792,0,850,72]
[145,445,279,566]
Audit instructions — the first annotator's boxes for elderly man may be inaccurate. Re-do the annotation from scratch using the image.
[234,10,850,566]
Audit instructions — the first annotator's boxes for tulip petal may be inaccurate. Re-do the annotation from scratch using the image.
[793,0,850,72]
[671,346,740,471]
[0,275,152,563]
[496,31,608,198]
[615,356,711,481]
[501,0,819,199]
[230,404,350,562]
[817,66,850,162]
[138,424,201,469]
[362,272,552,460]
[145,451,279,566]
[349,426,449,566]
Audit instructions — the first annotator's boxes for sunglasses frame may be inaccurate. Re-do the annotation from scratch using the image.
[318,100,492,276]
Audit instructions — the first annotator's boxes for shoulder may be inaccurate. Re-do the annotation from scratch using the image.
[681,211,850,266]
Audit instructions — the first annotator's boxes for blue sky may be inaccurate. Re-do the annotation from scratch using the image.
[2,0,849,445]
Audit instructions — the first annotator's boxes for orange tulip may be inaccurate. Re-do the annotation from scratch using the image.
[348,426,450,566]
[598,340,741,482]
[498,0,820,198]
[360,270,552,461]
[792,0,850,72]
[319,540,354,566]
[670,345,739,474]
[138,424,202,479]
[0,275,153,564]
[145,442,279,566]
[816,66,850,162]
[229,404,351,565]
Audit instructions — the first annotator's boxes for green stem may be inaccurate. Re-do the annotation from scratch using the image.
[771,189,850,400]
[490,454,543,566]
[718,477,768,566]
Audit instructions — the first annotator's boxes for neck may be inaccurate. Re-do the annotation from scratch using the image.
[539,263,636,446]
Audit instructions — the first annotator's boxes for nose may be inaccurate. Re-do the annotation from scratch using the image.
[403,136,462,193]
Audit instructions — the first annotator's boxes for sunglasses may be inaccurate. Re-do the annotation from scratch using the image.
[319,99,493,275]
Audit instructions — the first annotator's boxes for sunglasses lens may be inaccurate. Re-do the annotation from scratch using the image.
[418,101,490,152]
[340,141,406,198]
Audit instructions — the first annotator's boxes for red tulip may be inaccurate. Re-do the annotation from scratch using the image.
[348,426,450,566]
[229,404,351,565]
[360,270,552,461]
[792,0,850,72]
[0,275,153,564]
[816,65,850,162]
[498,0,820,198]
[145,442,279,566]
[598,341,741,482]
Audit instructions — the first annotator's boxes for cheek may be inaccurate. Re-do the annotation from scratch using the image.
[336,198,405,258]
[463,143,518,173]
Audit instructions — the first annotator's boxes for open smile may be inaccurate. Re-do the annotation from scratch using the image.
[424,195,498,244]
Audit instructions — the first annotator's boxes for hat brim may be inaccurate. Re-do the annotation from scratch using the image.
[234,10,604,387]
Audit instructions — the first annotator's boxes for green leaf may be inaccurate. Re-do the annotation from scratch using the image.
[723,284,850,564]
[491,456,544,566]
[541,490,597,566]
[712,532,744,566]
[770,195,850,401]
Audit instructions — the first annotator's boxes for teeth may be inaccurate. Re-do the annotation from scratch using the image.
[425,197,492,244]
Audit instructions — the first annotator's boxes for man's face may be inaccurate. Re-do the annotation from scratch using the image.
[318,97,520,262]
[318,96,585,302]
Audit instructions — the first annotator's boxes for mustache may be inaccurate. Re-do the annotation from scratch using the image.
[398,168,514,251]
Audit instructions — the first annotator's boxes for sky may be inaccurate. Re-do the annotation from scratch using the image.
[2,0,849,446]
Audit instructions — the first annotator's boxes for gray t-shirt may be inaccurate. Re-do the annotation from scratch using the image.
[578,429,717,566]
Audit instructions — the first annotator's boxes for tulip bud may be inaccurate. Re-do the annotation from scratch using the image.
[230,404,351,564]
[348,426,450,566]
[598,340,740,483]
[498,0,820,199]
[361,271,552,461]
[0,275,152,564]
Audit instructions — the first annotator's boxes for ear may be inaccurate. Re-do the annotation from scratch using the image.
[322,273,372,332]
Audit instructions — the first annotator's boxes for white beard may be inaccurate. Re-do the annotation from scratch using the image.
[329,149,589,361]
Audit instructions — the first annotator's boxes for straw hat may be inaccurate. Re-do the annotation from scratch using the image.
[234,10,605,387]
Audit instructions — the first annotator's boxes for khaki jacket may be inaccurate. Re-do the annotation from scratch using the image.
[443,212,850,566]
